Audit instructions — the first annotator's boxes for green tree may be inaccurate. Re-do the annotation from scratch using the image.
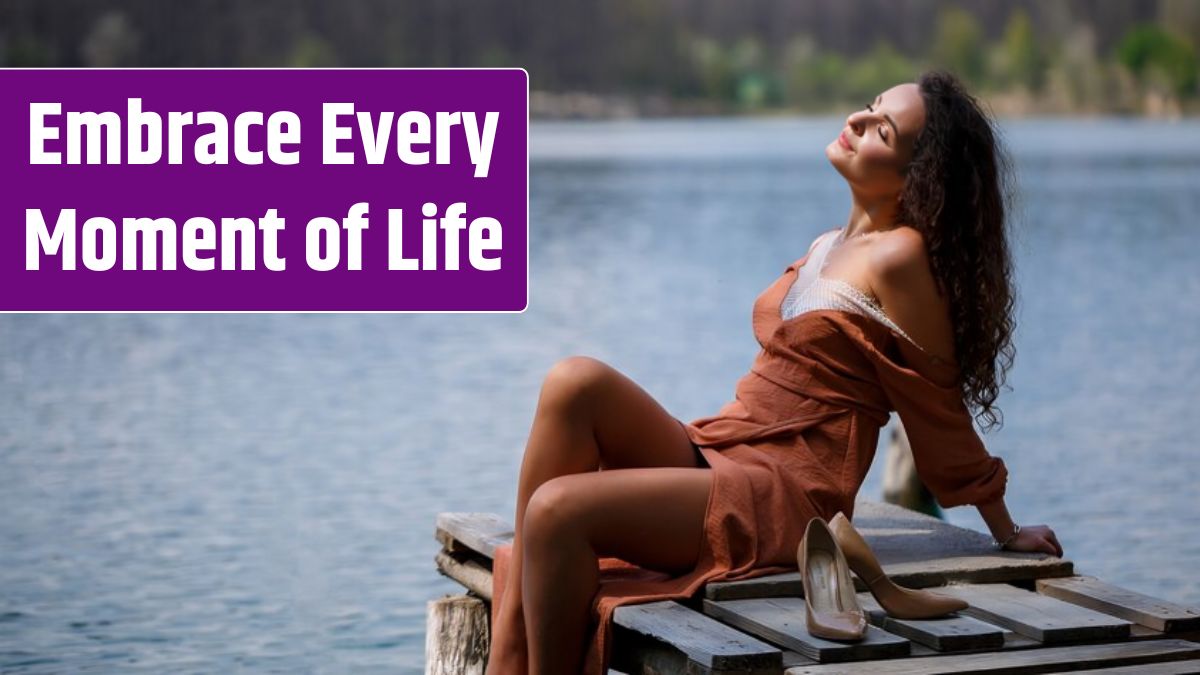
[999,9,1045,92]
[690,37,737,103]
[729,36,774,108]
[847,41,918,102]
[1116,24,1197,98]
[781,35,848,109]
[931,6,986,86]
[5,35,55,66]
[288,34,338,67]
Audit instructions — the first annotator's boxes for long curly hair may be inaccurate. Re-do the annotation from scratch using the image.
[896,70,1017,433]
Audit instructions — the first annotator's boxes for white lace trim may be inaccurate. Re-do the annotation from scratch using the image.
[780,229,928,354]
[782,275,925,353]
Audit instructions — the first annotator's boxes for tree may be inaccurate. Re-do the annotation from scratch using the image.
[999,9,1045,92]
[931,6,986,86]
[690,37,736,103]
[781,35,848,110]
[847,41,918,103]
[1116,24,1197,99]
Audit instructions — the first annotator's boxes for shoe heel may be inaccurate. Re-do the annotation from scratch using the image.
[829,511,968,620]
[798,517,867,641]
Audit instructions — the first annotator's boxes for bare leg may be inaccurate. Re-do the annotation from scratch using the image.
[485,356,703,675]
[522,468,712,674]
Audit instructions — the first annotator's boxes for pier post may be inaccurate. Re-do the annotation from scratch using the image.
[425,593,490,675]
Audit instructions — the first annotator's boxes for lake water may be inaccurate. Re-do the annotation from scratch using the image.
[2,117,1199,673]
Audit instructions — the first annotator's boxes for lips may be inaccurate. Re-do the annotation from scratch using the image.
[837,131,853,151]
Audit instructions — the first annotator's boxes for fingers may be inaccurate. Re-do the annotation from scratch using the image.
[1011,524,1064,557]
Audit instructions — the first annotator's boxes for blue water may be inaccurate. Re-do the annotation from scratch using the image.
[2,117,1199,672]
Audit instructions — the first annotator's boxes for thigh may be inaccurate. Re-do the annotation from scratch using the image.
[546,356,701,470]
[528,467,713,576]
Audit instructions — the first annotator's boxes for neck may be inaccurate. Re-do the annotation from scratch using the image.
[843,191,900,239]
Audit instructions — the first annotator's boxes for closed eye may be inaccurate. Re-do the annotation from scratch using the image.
[867,101,891,143]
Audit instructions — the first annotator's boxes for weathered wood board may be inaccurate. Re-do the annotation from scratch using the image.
[435,550,493,601]
[1036,575,1200,633]
[856,592,1005,652]
[614,600,784,673]
[703,597,909,663]
[935,583,1133,644]
[784,638,1200,674]
[435,512,513,559]
[1061,660,1200,674]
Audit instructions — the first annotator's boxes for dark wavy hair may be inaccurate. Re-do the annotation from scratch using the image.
[896,70,1017,433]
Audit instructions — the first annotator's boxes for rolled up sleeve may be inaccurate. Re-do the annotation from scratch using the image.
[876,361,1009,508]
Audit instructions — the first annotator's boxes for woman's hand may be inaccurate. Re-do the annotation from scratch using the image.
[1004,524,1063,557]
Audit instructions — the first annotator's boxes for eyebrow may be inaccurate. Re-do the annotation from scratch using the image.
[874,94,900,140]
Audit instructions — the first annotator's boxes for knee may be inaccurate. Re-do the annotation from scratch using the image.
[539,356,611,410]
[522,477,584,550]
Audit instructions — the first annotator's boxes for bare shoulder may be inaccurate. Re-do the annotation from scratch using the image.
[867,227,959,369]
[869,226,929,280]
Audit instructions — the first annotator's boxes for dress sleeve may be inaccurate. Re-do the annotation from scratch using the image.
[874,358,1009,508]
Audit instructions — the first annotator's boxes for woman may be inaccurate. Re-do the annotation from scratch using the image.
[485,70,1063,675]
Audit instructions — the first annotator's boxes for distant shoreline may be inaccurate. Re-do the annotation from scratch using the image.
[530,90,1198,121]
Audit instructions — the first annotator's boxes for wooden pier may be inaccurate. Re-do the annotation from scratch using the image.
[428,500,1200,674]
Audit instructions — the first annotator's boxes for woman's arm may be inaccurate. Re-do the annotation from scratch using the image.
[977,496,1063,557]
[976,496,1016,542]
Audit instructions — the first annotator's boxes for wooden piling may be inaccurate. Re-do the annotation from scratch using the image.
[425,593,490,675]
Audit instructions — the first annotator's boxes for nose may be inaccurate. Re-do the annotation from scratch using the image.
[845,109,868,135]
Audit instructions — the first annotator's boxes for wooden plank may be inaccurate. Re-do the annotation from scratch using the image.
[782,651,820,669]
[435,550,494,601]
[435,512,513,559]
[706,573,806,600]
[935,583,1132,644]
[1126,624,1200,643]
[856,593,1004,652]
[608,623,700,675]
[612,600,782,673]
[705,501,1072,601]
[702,597,909,663]
[1060,661,1200,674]
[1036,575,1200,633]
[784,638,1200,674]
[610,623,786,675]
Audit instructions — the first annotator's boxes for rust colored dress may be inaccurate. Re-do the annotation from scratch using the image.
[489,229,1009,674]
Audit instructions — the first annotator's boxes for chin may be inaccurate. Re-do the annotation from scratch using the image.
[825,145,850,178]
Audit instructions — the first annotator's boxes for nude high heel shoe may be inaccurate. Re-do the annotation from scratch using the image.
[798,516,867,641]
[829,511,968,620]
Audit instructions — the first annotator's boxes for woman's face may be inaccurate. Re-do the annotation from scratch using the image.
[826,82,926,202]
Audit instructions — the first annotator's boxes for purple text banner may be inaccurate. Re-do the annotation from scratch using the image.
[1,68,528,311]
